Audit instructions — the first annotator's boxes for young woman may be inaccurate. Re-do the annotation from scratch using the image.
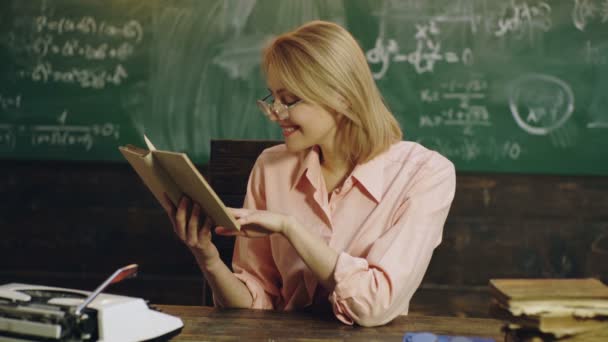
[162,20,456,327]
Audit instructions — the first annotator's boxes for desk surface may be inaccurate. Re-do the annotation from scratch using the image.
[158,305,505,341]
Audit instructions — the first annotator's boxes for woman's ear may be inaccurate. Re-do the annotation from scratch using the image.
[335,112,352,128]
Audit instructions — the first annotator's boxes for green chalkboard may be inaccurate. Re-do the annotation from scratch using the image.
[1,0,607,175]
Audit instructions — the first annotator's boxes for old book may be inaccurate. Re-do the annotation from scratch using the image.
[489,278,608,317]
[504,325,608,342]
[490,302,608,337]
[119,135,240,231]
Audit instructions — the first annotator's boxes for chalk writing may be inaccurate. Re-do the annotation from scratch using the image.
[7,13,143,90]
[419,105,491,138]
[494,0,552,39]
[573,0,608,31]
[419,75,491,135]
[0,94,22,111]
[30,35,135,61]
[90,123,121,139]
[19,62,128,89]
[367,19,473,78]
[440,78,488,108]
[585,40,608,65]
[587,74,608,128]
[31,125,94,150]
[30,122,120,151]
[417,136,523,161]
[370,1,482,35]
[503,141,522,160]
[35,16,144,43]
[0,108,122,151]
[419,106,491,128]
[509,74,574,135]
[419,79,489,105]
[0,125,16,149]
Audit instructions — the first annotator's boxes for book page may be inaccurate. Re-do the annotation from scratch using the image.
[152,150,240,231]
[119,146,181,207]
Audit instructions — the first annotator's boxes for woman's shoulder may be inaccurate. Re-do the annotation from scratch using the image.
[257,143,291,160]
[253,143,301,168]
[385,141,454,173]
[261,143,289,154]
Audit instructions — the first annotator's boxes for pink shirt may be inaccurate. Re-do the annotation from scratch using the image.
[230,141,456,326]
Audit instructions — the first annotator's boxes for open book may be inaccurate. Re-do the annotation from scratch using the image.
[119,135,240,231]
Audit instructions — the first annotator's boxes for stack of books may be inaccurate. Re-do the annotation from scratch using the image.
[489,278,608,341]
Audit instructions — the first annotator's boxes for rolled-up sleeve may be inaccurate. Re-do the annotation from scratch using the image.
[329,157,456,326]
[230,158,281,309]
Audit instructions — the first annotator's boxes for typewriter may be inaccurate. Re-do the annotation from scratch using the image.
[0,264,183,341]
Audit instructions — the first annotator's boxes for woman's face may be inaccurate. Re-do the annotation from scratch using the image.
[266,73,339,153]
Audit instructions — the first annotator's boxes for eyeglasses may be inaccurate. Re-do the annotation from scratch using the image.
[256,92,302,121]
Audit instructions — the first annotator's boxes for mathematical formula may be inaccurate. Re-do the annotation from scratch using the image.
[36,16,144,43]
[367,19,474,78]
[573,0,608,31]
[19,62,128,90]
[493,1,552,38]
[7,14,143,90]
[509,74,574,135]
[418,76,491,135]
[0,94,22,111]
[367,0,608,79]
[416,136,522,161]
[29,35,135,61]
[0,122,121,151]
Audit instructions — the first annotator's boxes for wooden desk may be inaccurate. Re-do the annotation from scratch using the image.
[158,305,505,341]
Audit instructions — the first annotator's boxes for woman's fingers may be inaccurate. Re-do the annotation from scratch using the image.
[215,226,237,236]
[174,196,190,241]
[227,207,253,219]
[199,215,213,242]
[186,202,201,247]
[215,224,270,238]
[161,193,176,215]
[161,193,177,227]
[234,211,273,229]
[167,195,219,248]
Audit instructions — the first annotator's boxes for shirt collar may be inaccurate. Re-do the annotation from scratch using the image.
[291,146,322,191]
[351,153,385,203]
[292,146,385,203]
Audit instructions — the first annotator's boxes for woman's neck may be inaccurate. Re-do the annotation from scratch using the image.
[318,144,353,194]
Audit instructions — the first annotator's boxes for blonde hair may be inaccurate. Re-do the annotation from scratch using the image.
[261,20,402,165]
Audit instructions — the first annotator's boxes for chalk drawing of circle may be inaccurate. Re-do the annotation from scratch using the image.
[509,74,574,135]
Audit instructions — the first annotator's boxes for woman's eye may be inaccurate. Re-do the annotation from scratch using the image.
[283,96,300,106]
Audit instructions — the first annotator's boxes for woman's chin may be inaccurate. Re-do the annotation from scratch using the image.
[284,138,310,153]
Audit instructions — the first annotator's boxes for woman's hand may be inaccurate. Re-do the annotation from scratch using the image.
[161,193,220,266]
[219,207,339,290]
[215,208,294,238]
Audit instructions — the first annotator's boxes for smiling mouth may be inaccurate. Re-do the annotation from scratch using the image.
[281,126,300,137]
